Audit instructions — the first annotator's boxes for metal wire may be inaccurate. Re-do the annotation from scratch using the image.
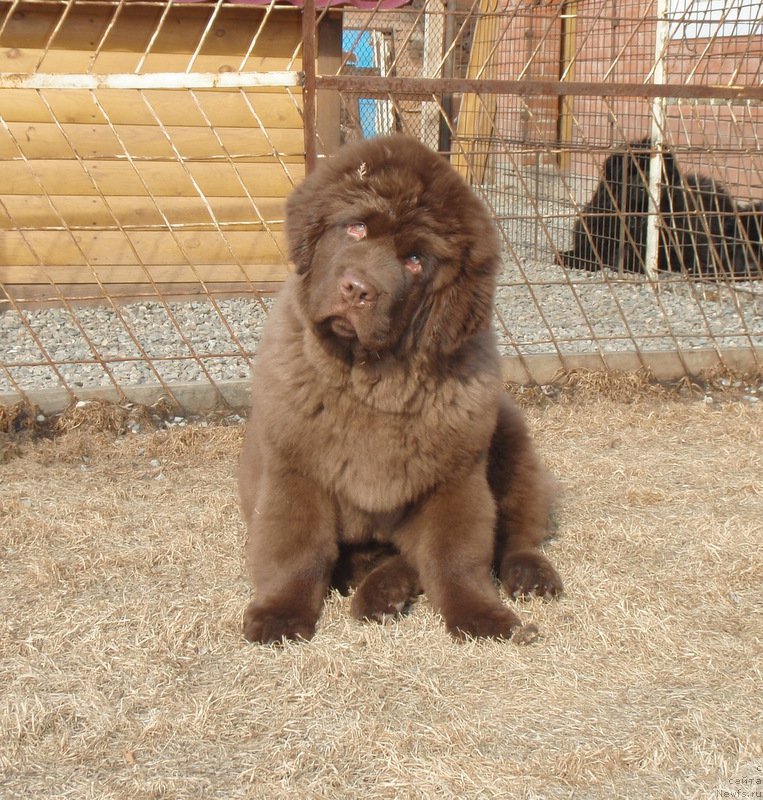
[1,0,761,412]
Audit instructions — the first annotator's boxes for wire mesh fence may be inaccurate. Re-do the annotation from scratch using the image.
[1,0,762,415]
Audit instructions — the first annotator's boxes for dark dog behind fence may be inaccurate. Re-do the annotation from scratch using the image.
[559,138,763,279]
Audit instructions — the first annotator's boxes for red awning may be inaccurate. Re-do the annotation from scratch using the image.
[174,0,412,8]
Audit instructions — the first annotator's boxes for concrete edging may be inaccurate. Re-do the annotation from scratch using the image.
[2,347,761,415]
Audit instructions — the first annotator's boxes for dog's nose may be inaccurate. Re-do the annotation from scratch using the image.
[339,272,378,305]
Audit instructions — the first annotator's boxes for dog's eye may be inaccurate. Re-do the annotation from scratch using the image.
[347,223,367,241]
[404,255,423,274]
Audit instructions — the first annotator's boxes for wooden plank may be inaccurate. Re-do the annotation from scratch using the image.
[452,0,500,184]
[128,89,303,128]
[1,231,37,266]
[126,230,288,267]
[0,48,299,75]
[0,201,11,229]
[0,124,18,158]
[316,13,343,155]
[5,121,120,160]
[3,229,287,268]
[1,282,282,307]
[190,89,304,129]
[5,161,59,195]
[115,124,304,161]
[0,195,286,230]
[558,0,577,172]
[0,4,301,59]
[1,195,115,229]
[0,88,303,128]
[0,261,291,285]
[186,162,304,199]
[4,160,304,198]
[3,122,304,161]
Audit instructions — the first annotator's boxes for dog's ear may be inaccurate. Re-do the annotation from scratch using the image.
[425,262,497,355]
[285,179,326,274]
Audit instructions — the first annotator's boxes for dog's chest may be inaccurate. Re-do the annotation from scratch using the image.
[302,395,429,505]
[292,380,489,513]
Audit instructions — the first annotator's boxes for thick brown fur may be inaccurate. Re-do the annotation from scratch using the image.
[239,135,562,644]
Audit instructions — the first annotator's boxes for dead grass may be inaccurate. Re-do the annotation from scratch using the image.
[1,391,762,799]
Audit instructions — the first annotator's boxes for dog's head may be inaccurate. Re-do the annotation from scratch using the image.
[285,136,500,360]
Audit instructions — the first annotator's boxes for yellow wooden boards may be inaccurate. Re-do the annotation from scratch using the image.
[0,89,303,128]
[0,5,307,287]
[1,3,303,67]
[3,161,304,199]
[451,0,500,185]
[0,196,287,230]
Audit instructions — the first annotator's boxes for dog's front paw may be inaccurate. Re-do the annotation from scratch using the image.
[500,550,563,599]
[445,602,522,641]
[243,602,316,644]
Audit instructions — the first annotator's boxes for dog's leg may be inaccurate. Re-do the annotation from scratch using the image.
[242,470,337,644]
[396,469,523,640]
[489,397,564,600]
[350,554,422,622]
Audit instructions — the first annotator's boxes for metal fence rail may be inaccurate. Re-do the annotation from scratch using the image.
[1,0,762,415]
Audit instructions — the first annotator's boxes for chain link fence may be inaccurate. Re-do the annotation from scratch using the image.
[1,0,762,415]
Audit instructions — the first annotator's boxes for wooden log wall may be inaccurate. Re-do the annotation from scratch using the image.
[0,2,316,298]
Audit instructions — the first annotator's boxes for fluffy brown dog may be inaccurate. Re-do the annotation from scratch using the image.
[239,135,562,643]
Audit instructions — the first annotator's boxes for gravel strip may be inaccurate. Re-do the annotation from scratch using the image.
[495,259,763,356]
[1,260,762,395]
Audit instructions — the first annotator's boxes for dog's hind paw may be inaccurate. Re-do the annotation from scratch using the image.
[500,550,563,600]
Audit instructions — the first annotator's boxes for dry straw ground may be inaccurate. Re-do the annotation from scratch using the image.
[1,378,761,799]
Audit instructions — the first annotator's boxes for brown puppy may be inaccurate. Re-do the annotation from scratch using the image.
[239,135,562,643]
